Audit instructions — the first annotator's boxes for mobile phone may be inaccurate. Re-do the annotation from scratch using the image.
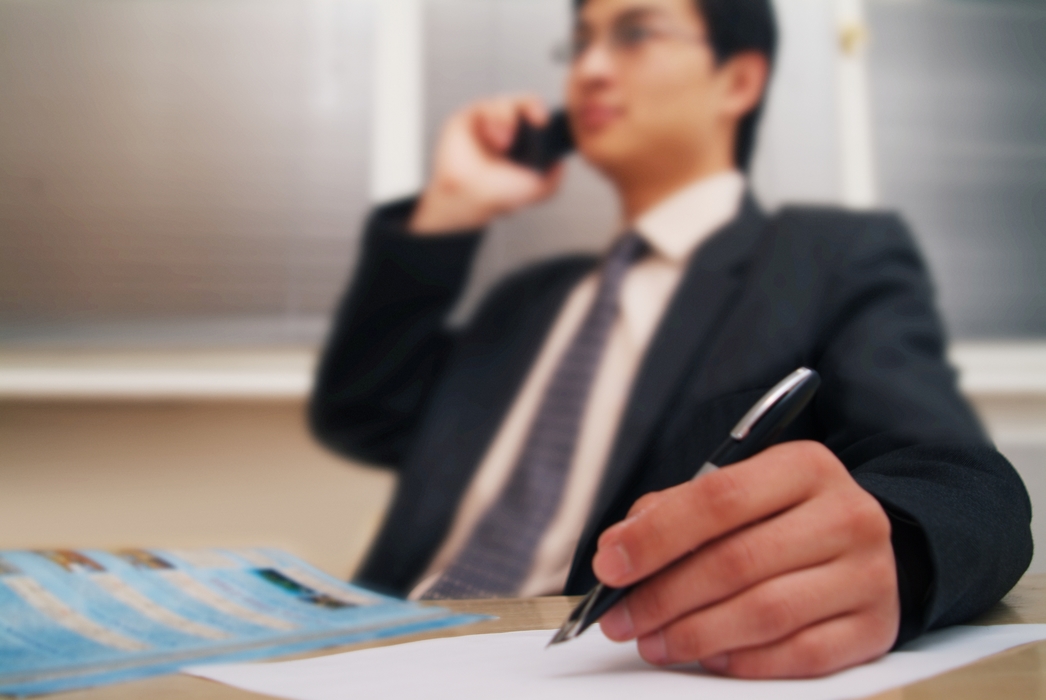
[506,109,574,172]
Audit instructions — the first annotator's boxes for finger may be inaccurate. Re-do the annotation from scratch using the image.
[474,98,522,151]
[594,441,841,587]
[517,94,549,127]
[701,613,896,679]
[475,95,546,152]
[636,555,895,666]
[607,491,873,640]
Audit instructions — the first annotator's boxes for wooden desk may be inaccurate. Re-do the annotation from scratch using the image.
[51,574,1046,700]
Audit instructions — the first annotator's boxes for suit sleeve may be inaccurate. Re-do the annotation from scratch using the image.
[810,212,1033,645]
[309,198,482,468]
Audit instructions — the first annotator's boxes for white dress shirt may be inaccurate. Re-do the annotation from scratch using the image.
[409,170,746,599]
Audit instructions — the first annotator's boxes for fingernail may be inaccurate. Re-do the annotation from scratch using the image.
[702,654,729,673]
[638,631,668,664]
[600,602,634,640]
[594,543,633,582]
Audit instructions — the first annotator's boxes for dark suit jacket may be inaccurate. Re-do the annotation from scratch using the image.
[310,194,1032,645]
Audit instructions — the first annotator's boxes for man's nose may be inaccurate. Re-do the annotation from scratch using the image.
[571,37,617,84]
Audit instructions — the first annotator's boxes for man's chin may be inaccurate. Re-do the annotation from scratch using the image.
[576,140,641,181]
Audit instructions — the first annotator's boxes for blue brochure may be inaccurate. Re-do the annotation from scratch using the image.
[0,547,486,697]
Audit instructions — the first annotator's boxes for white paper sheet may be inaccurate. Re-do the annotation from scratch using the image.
[186,624,1046,700]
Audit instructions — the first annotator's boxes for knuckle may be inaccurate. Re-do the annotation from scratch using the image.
[629,585,672,629]
[665,622,712,661]
[637,511,673,553]
[791,634,834,674]
[807,439,835,461]
[698,470,748,520]
[715,534,760,584]
[779,440,840,484]
[848,497,891,544]
[750,590,797,639]
[727,647,783,679]
[804,442,838,477]
[838,499,868,534]
[726,650,772,679]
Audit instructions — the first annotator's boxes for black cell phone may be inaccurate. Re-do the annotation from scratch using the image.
[506,109,574,172]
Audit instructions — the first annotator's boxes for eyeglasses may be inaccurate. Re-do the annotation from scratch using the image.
[553,14,709,64]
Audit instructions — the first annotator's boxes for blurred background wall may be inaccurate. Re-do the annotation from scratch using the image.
[0,0,372,346]
[1,0,1044,578]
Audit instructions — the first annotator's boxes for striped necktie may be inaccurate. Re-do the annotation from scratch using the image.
[422,232,648,599]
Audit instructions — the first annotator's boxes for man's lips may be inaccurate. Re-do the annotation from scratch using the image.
[575,104,622,131]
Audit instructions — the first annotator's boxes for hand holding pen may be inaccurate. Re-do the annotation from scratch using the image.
[550,368,903,679]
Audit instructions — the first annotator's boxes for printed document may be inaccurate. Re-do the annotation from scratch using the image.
[0,548,483,696]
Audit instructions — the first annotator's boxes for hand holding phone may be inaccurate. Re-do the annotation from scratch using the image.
[507,109,575,172]
[410,97,568,234]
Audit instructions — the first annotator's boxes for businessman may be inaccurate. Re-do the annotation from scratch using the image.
[311,0,1032,679]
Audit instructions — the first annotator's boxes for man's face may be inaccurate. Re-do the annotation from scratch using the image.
[566,0,724,181]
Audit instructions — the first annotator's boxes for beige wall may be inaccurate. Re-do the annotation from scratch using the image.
[0,400,394,579]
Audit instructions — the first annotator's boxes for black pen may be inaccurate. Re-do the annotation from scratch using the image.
[548,367,821,647]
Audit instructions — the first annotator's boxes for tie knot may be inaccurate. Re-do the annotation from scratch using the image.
[607,231,649,268]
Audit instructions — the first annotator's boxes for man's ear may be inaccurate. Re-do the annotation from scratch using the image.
[718,51,770,120]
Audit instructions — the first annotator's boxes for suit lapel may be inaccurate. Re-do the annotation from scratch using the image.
[575,194,770,558]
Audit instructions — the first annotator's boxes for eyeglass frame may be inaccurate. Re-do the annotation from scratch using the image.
[552,10,711,65]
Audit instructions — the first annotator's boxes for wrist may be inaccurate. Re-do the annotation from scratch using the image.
[408,176,497,235]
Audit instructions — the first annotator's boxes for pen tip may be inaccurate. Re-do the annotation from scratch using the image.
[552,623,577,644]
[548,583,602,647]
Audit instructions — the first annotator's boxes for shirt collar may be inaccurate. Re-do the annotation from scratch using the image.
[632,170,747,263]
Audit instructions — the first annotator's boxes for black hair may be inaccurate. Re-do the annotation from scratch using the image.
[574,0,778,171]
